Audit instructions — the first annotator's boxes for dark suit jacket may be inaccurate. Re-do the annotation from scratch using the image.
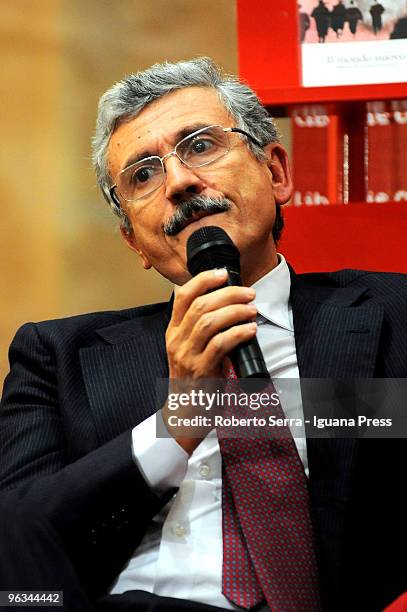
[1,268,407,611]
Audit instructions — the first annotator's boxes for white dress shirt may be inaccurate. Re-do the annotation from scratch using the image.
[110,254,308,609]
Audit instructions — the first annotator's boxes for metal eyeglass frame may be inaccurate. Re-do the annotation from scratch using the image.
[108,124,263,208]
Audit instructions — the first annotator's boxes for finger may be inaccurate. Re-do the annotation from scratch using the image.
[187,303,258,355]
[184,283,255,327]
[171,269,229,326]
[176,284,256,342]
[203,322,258,367]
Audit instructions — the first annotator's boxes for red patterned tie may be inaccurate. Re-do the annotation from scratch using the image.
[218,367,321,611]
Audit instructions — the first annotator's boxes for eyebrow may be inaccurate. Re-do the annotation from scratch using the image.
[120,123,217,172]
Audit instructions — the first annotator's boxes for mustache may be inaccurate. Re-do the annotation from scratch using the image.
[163,195,231,236]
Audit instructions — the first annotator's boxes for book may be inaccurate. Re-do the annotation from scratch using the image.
[365,100,407,203]
[290,105,345,205]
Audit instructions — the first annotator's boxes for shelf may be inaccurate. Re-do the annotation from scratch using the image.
[258,83,407,107]
[279,202,407,273]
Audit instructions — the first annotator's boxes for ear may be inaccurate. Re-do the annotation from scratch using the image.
[264,143,293,206]
[120,226,152,270]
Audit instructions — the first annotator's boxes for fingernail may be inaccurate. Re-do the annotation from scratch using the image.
[213,268,227,277]
[248,322,257,330]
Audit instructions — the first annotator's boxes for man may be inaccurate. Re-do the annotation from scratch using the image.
[330,0,347,38]
[346,0,364,35]
[1,57,407,612]
[370,0,385,34]
[311,1,330,43]
[298,4,311,42]
[390,15,407,38]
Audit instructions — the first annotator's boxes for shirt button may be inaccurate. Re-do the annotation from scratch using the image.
[172,523,186,538]
[198,462,211,479]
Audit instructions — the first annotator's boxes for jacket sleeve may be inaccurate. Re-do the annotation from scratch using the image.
[0,322,174,598]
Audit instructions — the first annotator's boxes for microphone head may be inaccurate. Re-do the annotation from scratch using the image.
[186,226,240,276]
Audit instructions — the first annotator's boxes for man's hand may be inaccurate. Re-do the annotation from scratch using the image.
[163,268,257,455]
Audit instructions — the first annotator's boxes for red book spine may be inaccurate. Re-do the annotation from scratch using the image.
[365,101,395,203]
[391,100,407,203]
[290,105,344,206]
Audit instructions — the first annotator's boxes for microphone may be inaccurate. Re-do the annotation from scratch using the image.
[186,226,270,382]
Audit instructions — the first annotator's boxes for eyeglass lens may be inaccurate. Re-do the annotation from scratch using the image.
[116,126,230,202]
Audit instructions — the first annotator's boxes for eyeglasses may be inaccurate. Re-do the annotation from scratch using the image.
[109,124,262,205]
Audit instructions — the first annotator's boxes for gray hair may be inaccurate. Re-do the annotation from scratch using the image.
[92,57,280,234]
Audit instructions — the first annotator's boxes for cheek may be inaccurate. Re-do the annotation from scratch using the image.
[131,215,175,263]
[127,204,159,237]
[238,174,274,213]
[135,230,165,259]
[256,181,275,216]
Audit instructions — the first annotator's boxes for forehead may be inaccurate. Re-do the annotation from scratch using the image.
[107,87,233,175]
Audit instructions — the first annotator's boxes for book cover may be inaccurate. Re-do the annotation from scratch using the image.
[299,0,407,87]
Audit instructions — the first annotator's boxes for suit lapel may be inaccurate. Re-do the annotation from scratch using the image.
[80,302,171,445]
[290,273,384,379]
[289,270,385,581]
[290,269,385,457]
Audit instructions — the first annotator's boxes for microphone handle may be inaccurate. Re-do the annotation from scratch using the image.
[222,269,270,381]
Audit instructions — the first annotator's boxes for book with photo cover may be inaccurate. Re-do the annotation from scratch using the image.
[299,0,407,87]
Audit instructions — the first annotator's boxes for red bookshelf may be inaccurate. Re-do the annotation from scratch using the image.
[236,0,407,273]
[280,202,407,273]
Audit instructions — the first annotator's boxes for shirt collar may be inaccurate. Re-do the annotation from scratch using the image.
[173,253,292,331]
[252,253,293,331]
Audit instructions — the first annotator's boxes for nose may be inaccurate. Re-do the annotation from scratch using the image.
[163,155,205,203]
